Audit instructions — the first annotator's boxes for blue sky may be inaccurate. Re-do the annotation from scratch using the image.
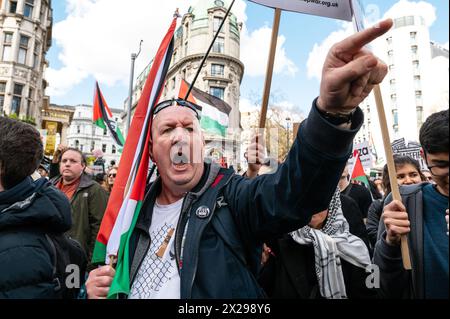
[47,0,449,115]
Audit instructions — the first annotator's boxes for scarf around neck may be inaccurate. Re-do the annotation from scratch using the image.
[290,188,371,299]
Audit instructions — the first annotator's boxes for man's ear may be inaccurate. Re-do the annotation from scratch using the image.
[420,148,425,161]
[149,140,155,163]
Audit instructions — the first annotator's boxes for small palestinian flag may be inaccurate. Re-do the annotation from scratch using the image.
[350,150,370,189]
[93,82,125,147]
[179,79,231,137]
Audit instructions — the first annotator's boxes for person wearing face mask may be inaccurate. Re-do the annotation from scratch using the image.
[366,156,426,250]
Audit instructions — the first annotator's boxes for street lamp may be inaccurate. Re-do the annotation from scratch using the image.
[126,40,143,136]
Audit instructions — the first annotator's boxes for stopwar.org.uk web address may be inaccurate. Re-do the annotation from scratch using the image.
[300,0,339,8]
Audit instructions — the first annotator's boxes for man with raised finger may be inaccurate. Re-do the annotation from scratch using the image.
[86,19,393,299]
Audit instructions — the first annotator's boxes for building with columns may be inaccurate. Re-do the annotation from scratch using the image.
[0,0,52,126]
[66,104,124,167]
[123,0,244,167]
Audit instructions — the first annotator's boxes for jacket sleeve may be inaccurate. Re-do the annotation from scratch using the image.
[225,100,364,242]
[87,184,108,262]
[373,232,411,298]
[49,162,60,180]
[366,199,383,248]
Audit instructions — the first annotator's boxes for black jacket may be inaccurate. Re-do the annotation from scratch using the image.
[0,177,72,298]
[127,102,364,299]
[366,198,384,250]
[258,236,377,299]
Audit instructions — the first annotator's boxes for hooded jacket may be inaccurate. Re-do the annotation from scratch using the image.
[0,177,72,298]
[126,102,364,299]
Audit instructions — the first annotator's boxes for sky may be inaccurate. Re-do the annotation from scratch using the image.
[46,0,449,116]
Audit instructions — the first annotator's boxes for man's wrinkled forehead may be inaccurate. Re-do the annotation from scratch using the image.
[154,105,198,124]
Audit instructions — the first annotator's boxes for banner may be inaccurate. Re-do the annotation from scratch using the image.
[248,0,352,21]
[393,147,427,170]
[44,121,58,156]
[348,140,373,171]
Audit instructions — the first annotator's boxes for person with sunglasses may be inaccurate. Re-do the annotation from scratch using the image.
[86,20,393,299]
[374,109,449,299]
[105,166,118,194]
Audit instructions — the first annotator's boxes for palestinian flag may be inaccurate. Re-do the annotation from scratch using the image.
[179,79,231,136]
[92,14,177,299]
[93,82,125,147]
[350,150,370,189]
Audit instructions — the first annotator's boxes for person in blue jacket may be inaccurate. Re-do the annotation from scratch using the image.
[86,19,393,299]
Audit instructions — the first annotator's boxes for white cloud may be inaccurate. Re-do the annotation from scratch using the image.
[47,0,206,97]
[306,22,353,81]
[306,0,439,82]
[383,0,436,27]
[240,26,298,77]
[47,0,297,98]
[444,42,449,50]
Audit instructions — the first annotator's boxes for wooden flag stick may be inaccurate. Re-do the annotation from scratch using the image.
[259,8,281,129]
[373,84,412,270]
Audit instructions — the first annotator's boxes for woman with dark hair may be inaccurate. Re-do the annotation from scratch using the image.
[366,155,427,249]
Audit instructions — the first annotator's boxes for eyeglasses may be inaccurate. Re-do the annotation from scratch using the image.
[152,98,201,120]
[427,164,449,177]
[108,173,116,178]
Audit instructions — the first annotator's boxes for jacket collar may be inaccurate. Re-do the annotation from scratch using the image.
[135,162,222,232]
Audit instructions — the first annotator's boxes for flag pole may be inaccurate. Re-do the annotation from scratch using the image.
[259,8,281,129]
[373,84,412,270]
[185,0,236,100]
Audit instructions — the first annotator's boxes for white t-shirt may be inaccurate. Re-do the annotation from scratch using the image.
[129,198,183,299]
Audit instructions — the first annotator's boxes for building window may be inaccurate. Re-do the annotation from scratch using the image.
[389,64,395,71]
[11,83,23,115]
[75,140,80,148]
[172,77,176,90]
[91,141,95,152]
[0,82,6,114]
[415,90,423,104]
[393,109,398,125]
[184,42,188,56]
[2,33,13,62]
[103,128,107,136]
[210,87,224,100]
[416,106,423,127]
[213,37,224,53]
[102,144,107,153]
[112,145,116,154]
[411,45,418,54]
[33,42,40,69]
[211,64,224,76]
[172,50,177,64]
[77,126,81,134]
[386,37,392,45]
[390,79,396,91]
[410,31,417,44]
[24,0,34,18]
[18,35,30,65]
[214,17,223,33]
[412,60,420,71]
[9,0,17,13]
[391,93,397,104]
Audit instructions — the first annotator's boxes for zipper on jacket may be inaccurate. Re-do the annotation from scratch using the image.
[175,193,195,276]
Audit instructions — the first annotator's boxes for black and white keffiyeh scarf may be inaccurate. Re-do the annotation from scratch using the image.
[290,188,371,299]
